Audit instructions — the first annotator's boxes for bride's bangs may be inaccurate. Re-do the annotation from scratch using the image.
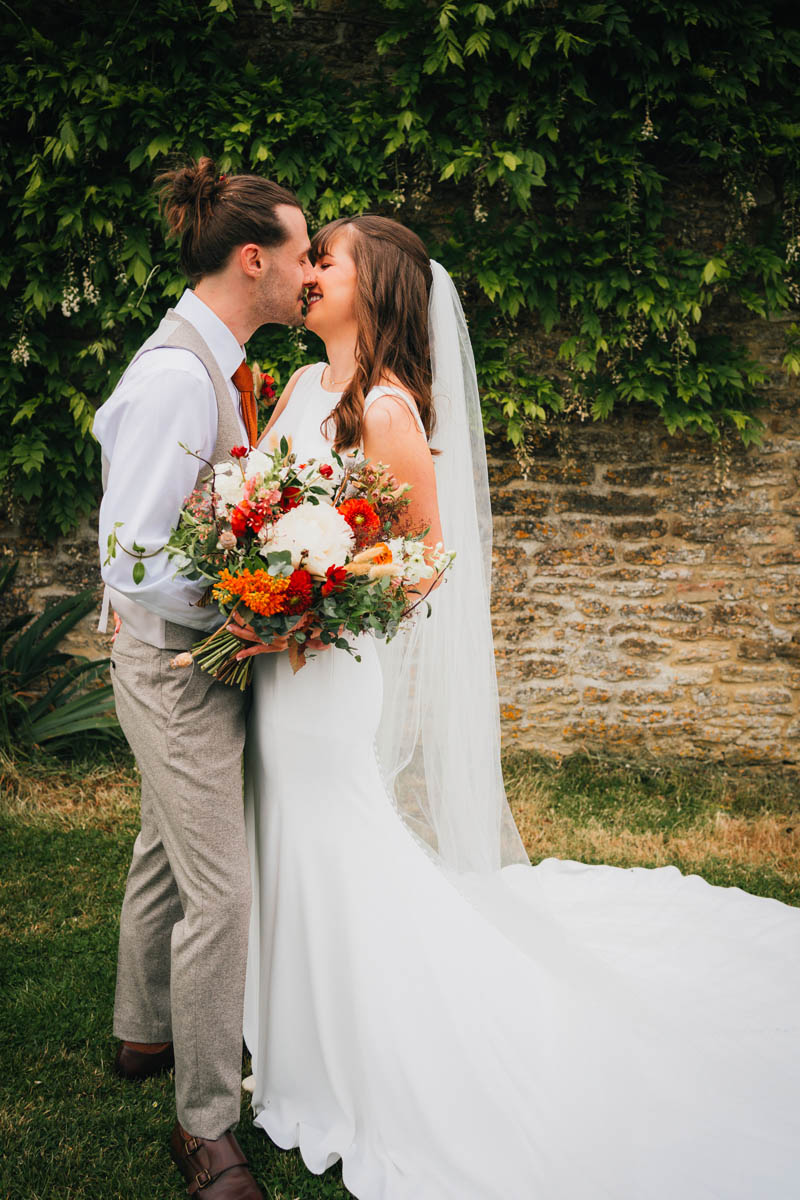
[309,217,353,265]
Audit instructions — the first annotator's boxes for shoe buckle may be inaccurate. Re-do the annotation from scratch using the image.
[194,1168,212,1190]
[184,1136,201,1155]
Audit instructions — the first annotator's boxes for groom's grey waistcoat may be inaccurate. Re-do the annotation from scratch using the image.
[101,309,243,649]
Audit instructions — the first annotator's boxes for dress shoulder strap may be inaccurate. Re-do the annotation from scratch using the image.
[363,384,426,438]
[301,361,327,390]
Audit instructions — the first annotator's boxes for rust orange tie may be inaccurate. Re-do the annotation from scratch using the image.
[232,361,259,447]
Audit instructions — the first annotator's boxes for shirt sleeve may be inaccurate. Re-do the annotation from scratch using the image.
[95,350,223,630]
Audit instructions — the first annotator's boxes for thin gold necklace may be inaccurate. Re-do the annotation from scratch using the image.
[324,364,353,389]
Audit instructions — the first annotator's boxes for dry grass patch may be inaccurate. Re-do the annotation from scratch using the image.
[0,750,139,831]
[510,800,800,875]
[505,753,800,902]
[3,748,799,898]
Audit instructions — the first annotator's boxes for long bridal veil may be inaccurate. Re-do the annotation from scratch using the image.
[370,262,799,1196]
[374,259,528,874]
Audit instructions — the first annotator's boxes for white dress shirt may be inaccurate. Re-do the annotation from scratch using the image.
[93,290,249,631]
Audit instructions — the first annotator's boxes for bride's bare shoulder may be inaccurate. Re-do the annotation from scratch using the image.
[363,378,424,443]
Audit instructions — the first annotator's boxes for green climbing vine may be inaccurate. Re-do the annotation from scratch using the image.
[1,0,799,536]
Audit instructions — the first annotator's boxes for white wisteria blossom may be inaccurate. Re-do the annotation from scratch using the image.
[385,537,449,584]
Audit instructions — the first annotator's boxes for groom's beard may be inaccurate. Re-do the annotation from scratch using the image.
[256,276,306,327]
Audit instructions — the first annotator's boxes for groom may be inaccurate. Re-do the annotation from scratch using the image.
[93,159,314,1198]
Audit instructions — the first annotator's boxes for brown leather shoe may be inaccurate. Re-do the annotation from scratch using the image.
[169,1122,264,1198]
[113,1041,175,1081]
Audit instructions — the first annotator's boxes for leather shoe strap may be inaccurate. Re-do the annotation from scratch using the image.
[172,1124,251,1195]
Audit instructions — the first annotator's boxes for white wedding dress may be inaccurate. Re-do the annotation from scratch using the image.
[243,363,800,1199]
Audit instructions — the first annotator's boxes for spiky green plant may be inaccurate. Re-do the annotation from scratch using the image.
[0,562,120,751]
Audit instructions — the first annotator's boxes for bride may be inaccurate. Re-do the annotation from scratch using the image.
[241,215,799,1199]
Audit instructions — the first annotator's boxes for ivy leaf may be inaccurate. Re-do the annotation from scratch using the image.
[132,562,145,585]
[146,133,172,160]
[702,257,727,284]
[465,31,490,58]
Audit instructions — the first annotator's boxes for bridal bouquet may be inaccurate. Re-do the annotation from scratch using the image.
[158,439,454,688]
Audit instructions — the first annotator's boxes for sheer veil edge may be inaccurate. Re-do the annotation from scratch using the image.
[374,260,529,875]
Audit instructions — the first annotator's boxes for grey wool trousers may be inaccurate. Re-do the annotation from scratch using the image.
[110,627,250,1139]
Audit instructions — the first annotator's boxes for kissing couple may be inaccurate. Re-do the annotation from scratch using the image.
[94,158,800,1198]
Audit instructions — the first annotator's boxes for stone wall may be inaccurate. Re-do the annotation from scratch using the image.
[490,391,800,763]
[2,370,799,765]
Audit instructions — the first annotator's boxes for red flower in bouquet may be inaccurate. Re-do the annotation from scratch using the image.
[319,463,334,479]
[230,504,249,538]
[337,497,380,545]
[285,568,314,612]
[280,485,302,512]
[253,364,276,403]
[322,564,348,596]
[246,502,269,534]
[230,445,248,459]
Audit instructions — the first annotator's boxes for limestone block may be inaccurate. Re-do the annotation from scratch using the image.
[773,602,800,623]
[620,601,706,623]
[717,663,794,683]
[554,490,659,516]
[533,543,616,567]
[730,687,795,710]
[617,636,672,657]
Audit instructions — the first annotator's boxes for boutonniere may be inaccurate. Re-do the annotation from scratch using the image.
[251,363,276,404]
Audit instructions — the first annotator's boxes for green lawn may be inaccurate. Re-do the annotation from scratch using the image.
[2,749,798,1198]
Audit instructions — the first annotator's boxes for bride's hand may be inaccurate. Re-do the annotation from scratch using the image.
[227,611,338,659]
[293,613,336,653]
[295,613,347,652]
[228,611,297,659]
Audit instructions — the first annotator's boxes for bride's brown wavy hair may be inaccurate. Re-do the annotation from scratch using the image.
[309,216,435,453]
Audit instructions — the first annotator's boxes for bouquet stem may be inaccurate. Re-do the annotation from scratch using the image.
[187,603,253,689]
[190,629,253,690]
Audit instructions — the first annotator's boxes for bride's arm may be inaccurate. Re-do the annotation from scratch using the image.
[361,395,444,596]
[257,364,312,445]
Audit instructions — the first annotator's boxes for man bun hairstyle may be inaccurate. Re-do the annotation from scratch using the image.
[157,156,301,283]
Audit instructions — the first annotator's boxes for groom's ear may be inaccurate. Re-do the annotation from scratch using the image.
[239,243,265,279]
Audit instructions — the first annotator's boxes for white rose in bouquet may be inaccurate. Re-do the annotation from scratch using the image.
[244,448,272,480]
[213,463,246,508]
[264,502,354,577]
